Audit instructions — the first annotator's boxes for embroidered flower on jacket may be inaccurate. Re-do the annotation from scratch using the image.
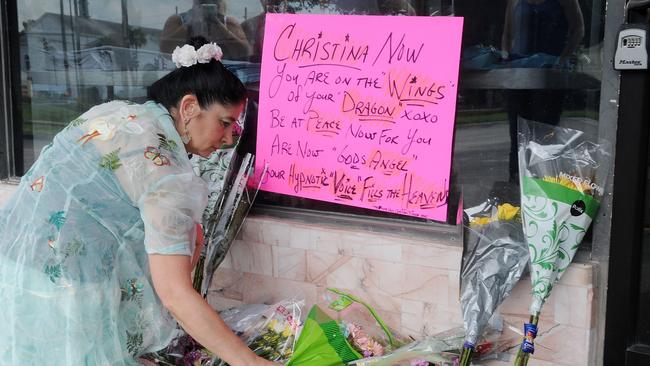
[78,118,117,145]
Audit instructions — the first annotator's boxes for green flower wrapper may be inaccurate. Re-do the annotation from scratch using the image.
[513,120,611,365]
[287,289,407,366]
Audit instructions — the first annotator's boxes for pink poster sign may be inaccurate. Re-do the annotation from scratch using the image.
[256,13,463,221]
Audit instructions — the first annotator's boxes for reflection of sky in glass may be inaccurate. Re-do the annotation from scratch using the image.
[18,0,264,31]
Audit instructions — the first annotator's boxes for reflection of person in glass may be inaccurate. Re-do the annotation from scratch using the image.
[240,0,416,62]
[0,37,276,366]
[240,0,275,62]
[501,0,584,182]
[161,0,251,60]
[377,0,416,15]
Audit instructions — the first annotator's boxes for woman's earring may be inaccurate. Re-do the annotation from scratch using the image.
[181,118,192,144]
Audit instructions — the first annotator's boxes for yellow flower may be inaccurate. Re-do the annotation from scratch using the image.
[281,327,292,338]
[470,217,493,226]
[268,319,278,330]
[497,203,520,221]
[469,203,521,226]
[542,176,593,194]
[542,176,577,190]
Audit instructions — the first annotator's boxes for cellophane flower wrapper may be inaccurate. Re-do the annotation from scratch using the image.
[518,120,610,316]
[349,327,469,366]
[194,153,267,296]
[141,332,214,366]
[352,326,511,366]
[460,199,529,353]
[211,298,305,365]
[320,289,410,356]
[514,119,610,363]
[142,299,303,365]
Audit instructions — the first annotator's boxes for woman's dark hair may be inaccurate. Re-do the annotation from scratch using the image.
[148,36,247,110]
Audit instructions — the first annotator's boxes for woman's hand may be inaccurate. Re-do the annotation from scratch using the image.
[149,254,270,366]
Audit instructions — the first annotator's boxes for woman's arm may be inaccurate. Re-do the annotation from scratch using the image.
[501,0,517,56]
[148,254,277,366]
[210,16,252,59]
[160,14,188,54]
[559,0,585,61]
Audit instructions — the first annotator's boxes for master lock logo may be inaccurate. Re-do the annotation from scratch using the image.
[618,59,644,66]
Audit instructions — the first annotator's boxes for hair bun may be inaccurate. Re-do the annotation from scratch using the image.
[188,36,209,49]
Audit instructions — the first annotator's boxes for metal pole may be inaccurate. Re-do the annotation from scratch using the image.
[59,0,71,93]
[69,0,81,101]
[121,0,129,48]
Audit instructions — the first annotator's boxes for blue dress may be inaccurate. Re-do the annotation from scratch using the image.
[0,101,208,365]
[511,0,569,57]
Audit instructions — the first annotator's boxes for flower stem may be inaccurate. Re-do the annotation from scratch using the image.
[513,314,539,366]
[192,255,205,292]
[459,345,474,366]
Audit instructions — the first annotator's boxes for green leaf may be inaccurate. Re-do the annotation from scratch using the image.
[48,211,67,231]
[126,330,143,356]
[99,148,122,171]
[540,248,548,258]
[558,250,566,260]
[68,117,86,127]
[539,261,554,271]
[121,278,144,304]
[64,239,86,258]
[550,220,558,242]
[157,133,178,152]
[570,223,586,232]
[44,263,62,283]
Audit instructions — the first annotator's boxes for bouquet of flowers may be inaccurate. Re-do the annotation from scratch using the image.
[458,198,529,366]
[211,299,304,365]
[140,333,213,366]
[142,299,303,365]
[352,325,511,366]
[192,152,267,295]
[286,288,407,366]
[350,327,464,366]
[513,120,610,365]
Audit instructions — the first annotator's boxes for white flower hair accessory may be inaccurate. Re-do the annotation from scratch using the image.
[172,43,223,68]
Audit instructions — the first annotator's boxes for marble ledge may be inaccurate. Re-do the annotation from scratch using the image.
[244,214,461,250]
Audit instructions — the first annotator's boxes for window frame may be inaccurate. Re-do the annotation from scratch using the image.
[0,0,620,240]
[0,0,20,181]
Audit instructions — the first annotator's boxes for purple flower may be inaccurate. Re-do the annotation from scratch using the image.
[410,360,429,366]
[183,350,202,366]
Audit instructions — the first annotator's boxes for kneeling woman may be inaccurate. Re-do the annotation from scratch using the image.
[0,37,276,366]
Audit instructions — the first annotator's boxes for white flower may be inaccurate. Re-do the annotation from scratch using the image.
[172,44,198,68]
[196,43,223,63]
[86,118,117,141]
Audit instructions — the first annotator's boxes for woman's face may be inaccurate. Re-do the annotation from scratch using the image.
[186,100,244,158]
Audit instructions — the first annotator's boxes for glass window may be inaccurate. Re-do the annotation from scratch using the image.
[454,0,604,209]
[15,0,262,171]
[13,0,607,225]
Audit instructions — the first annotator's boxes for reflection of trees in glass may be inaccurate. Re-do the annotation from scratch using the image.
[266,0,322,13]
[128,27,147,49]
[265,0,415,15]
[267,0,374,15]
[94,26,146,49]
